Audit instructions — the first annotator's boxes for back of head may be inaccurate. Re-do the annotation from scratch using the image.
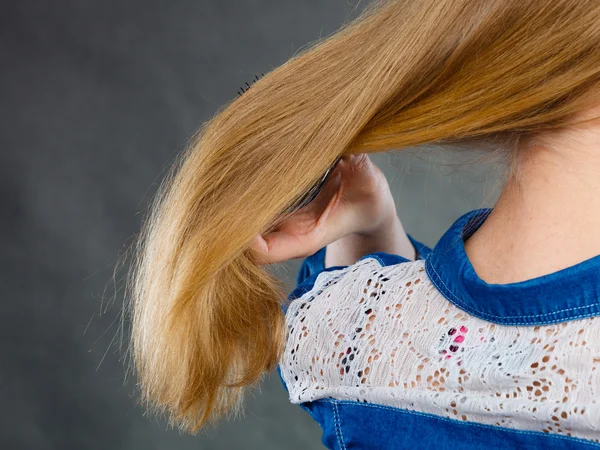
[124,0,600,433]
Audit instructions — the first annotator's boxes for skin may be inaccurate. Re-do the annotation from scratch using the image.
[465,103,600,284]
[253,102,600,281]
[250,153,416,266]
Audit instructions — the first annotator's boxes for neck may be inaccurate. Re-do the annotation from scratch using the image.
[464,127,600,284]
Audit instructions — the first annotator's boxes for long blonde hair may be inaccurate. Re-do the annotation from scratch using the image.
[125,0,600,433]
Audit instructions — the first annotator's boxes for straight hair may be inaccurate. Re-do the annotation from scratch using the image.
[125,0,600,433]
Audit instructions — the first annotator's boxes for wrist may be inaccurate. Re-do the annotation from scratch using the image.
[356,210,401,239]
[356,213,416,260]
[324,213,416,268]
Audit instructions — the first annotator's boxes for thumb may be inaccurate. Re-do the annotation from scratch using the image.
[250,230,308,265]
[249,170,344,265]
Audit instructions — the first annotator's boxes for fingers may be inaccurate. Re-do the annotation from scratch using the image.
[299,163,343,215]
[250,234,268,253]
[248,159,346,265]
[250,230,312,265]
[250,185,340,265]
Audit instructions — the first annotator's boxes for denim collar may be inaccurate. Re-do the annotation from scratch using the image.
[425,208,600,326]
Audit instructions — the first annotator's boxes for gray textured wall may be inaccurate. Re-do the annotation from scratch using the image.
[1,1,500,449]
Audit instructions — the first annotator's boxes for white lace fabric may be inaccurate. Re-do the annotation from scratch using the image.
[280,257,600,443]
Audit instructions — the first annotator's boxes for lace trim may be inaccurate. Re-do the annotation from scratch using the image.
[280,258,600,442]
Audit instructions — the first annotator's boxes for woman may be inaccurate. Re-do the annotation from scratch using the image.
[126,0,600,447]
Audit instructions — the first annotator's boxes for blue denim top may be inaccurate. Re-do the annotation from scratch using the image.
[279,209,600,449]
[426,208,600,326]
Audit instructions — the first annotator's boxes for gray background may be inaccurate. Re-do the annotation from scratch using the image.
[1,1,500,449]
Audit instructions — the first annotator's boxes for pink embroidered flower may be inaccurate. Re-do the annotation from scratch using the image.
[438,326,468,361]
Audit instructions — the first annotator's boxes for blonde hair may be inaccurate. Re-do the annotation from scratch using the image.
[125,0,600,433]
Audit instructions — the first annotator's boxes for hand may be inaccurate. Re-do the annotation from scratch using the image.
[249,153,398,265]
